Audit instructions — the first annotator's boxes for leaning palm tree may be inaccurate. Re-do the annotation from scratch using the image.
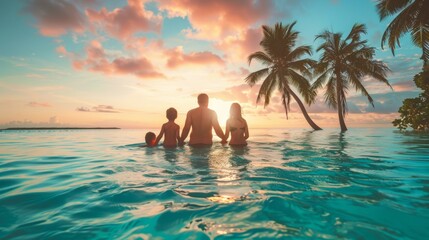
[312,24,391,131]
[376,0,429,67]
[245,22,322,130]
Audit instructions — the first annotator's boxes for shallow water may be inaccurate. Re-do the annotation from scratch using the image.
[0,128,428,239]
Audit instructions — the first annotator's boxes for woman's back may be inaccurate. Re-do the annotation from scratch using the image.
[227,118,248,145]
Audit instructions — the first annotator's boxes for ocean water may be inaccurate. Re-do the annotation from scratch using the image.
[0,128,428,239]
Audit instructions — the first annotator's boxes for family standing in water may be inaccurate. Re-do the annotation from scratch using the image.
[145,93,249,148]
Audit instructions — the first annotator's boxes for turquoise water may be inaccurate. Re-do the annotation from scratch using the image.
[0,128,428,239]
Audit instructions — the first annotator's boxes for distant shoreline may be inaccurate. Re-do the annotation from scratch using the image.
[0,127,120,130]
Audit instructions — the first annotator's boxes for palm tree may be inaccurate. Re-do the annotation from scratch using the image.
[312,24,391,131]
[245,22,322,130]
[376,0,429,67]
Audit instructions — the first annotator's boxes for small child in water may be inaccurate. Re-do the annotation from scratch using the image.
[145,132,156,147]
[224,103,249,146]
[155,107,180,148]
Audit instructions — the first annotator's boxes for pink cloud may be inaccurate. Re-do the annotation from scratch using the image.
[56,46,67,55]
[158,0,273,39]
[216,27,263,61]
[209,84,260,105]
[86,0,162,40]
[28,102,51,107]
[24,0,86,37]
[166,47,224,68]
[75,40,164,79]
[392,80,417,92]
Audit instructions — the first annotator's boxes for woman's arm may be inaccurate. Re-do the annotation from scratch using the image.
[222,120,230,144]
[244,120,249,140]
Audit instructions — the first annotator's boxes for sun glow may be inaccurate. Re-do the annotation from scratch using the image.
[210,99,232,127]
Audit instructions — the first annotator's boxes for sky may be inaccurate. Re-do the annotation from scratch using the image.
[0,0,423,129]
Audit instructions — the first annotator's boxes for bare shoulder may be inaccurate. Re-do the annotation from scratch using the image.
[208,108,217,116]
[188,108,199,115]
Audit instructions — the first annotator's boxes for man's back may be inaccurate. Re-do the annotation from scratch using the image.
[180,93,225,146]
[187,107,216,145]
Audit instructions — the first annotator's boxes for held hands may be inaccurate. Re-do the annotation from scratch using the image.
[221,138,228,145]
[178,138,185,146]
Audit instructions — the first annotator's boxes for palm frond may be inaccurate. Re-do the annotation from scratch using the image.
[349,72,375,107]
[288,58,316,77]
[311,68,332,92]
[288,69,313,103]
[244,68,269,86]
[381,1,419,55]
[324,78,337,109]
[279,79,292,119]
[288,46,313,61]
[345,23,367,42]
[256,71,277,106]
[376,0,411,20]
[248,51,273,66]
[411,22,429,63]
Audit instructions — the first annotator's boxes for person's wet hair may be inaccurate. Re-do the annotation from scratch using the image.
[197,93,209,106]
[145,132,156,146]
[166,107,177,121]
[230,103,243,121]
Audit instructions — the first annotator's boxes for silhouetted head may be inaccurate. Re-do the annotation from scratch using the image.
[197,93,209,107]
[230,103,243,121]
[145,132,156,147]
[166,107,177,121]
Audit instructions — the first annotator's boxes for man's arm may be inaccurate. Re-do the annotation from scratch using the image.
[212,111,225,140]
[180,111,192,143]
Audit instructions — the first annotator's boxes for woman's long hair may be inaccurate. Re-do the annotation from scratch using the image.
[229,103,244,122]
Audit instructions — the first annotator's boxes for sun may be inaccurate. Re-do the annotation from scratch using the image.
[210,99,232,127]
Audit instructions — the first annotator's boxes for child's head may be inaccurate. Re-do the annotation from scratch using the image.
[229,103,243,120]
[166,107,177,121]
[145,132,156,146]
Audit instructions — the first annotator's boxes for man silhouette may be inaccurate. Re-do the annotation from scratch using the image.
[179,93,225,146]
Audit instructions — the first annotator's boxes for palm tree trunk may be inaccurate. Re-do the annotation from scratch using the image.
[288,89,322,130]
[336,72,348,132]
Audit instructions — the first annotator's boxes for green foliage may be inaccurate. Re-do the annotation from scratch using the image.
[393,71,429,131]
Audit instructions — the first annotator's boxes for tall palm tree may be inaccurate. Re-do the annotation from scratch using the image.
[312,24,391,131]
[245,22,322,130]
[376,0,429,67]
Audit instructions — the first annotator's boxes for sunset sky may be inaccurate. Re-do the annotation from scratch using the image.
[0,0,423,129]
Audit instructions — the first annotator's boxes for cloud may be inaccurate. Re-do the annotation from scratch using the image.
[74,40,165,79]
[76,106,91,112]
[56,45,68,55]
[165,46,225,68]
[27,102,51,107]
[76,105,120,113]
[158,0,273,40]
[215,27,263,62]
[208,84,258,104]
[24,0,86,37]
[86,0,162,40]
